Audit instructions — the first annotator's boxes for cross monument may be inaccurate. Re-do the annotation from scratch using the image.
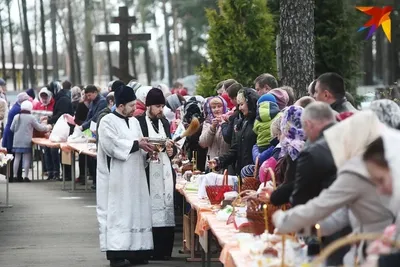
[95,6,151,84]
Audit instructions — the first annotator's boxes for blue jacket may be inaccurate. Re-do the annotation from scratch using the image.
[2,103,21,151]
[81,94,107,131]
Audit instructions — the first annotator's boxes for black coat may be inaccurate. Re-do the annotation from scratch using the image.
[218,88,259,176]
[221,109,240,145]
[184,125,208,172]
[136,115,177,185]
[48,89,74,125]
[290,135,337,207]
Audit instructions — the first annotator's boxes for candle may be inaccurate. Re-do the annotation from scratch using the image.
[237,176,241,193]
[263,204,268,233]
[315,224,322,242]
[281,235,286,267]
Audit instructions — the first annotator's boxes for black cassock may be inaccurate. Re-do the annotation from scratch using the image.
[137,114,177,259]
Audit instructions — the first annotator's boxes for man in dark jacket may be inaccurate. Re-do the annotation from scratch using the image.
[291,102,350,265]
[314,72,357,113]
[45,81,74,180]
[78,85,107,132]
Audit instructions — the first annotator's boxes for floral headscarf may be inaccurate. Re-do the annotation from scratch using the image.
[280,106,306,161]
[204,96,227,123]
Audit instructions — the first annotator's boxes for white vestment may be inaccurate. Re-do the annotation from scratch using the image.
[145,116,175,227]
[97,113,153,252]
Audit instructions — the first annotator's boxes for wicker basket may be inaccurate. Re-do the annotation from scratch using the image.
[311,233,400,266]
[205,170,233,205]
[246,167,290,235]
[241,157,261,191]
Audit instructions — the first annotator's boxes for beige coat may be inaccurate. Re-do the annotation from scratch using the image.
[199,122,230,167]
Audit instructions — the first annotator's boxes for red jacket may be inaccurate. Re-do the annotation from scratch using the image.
[33,97,55,111]
[133,100,146,117]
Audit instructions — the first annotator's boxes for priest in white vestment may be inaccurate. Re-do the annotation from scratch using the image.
[97,85,155,267]
[136,88,177,260]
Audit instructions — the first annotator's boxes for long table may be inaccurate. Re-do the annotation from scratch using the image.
[32,138,97,192]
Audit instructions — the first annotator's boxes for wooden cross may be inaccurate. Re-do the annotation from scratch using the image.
[95,6,151,84]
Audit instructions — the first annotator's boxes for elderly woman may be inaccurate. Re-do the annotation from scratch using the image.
[273,110,398,265]
[71,86,82,113]
[2,93,31,180]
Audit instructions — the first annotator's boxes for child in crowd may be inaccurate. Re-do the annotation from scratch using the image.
[11,101,51,182]
[253,93,280,153]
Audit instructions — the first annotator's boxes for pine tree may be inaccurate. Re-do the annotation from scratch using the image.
[196,0,276,96]
[315,0,363,93]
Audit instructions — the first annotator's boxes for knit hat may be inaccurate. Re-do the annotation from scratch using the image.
[369,99,400,129]
[127,80,142,92]
[17,92,30,104]
[21,100,33,112]
[257,93,276,105]
[110,80,125,92]
[0,78,5,86]
[26,88,35,99]
[146,88,165,106]
[166,94,183,112]
[135,86,152,104]
[114,85,136,106]
[270,89,289,110]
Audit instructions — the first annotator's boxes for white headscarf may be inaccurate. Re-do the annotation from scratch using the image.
[382,127,400,212]
[135,86,152,104]
[324,110,383,168]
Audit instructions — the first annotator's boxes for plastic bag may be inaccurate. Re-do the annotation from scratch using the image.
[49,116,70,142]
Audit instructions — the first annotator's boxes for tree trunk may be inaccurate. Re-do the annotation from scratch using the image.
[75,49,82,85]
[50,0,58,80]
[0,11,6,79]
[67,0,76,84]
[84,0,94,84]
[280,0,314,98]
[7,0,17,90]
[130,42,138,80]
[172,5,181,79]
[185,24,193,76]
[18,0,28,89]
[21,0,37,87]
[363,41,374,85]
[162,0,173,86]
[101,0,112,81]
[39,0,48,84]
[139,3,151,85]
[390,0,400,84]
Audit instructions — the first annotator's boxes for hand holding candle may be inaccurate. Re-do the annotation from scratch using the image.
[263,204,269,233]
[315,224,322,242]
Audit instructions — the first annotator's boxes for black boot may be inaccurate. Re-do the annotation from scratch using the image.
[109,259,130,267]
[17,177,24,183]
[24,177,31,182]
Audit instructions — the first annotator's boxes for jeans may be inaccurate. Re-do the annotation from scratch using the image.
[87,157,97,185]
[44,147,60,177]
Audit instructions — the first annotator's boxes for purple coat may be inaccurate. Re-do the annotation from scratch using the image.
[2,103,21,151]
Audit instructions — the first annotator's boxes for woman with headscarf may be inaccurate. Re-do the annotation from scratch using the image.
[266,106,306,206]
[2,93,31,180]
[71,86,82,113]
[272,111,396,265]
[199,96,230,170]
[165,94,186,130]
[208,88,259,176]
[133,86,152,117]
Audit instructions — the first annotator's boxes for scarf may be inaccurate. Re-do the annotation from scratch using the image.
[279,106,305,161]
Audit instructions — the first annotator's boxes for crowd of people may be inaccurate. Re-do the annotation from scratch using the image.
[1,71,400,267]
